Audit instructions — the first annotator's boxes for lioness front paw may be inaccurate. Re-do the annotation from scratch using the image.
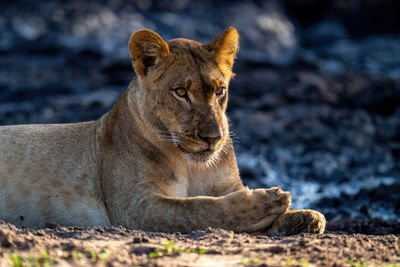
[266,209,326,235]
[261,187,291,213]
[224,187,291,232]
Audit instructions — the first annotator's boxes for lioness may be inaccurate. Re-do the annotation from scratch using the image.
[0,27,325,234]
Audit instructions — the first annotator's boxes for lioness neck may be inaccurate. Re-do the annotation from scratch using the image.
[102,79,187,168]
[99,79,241,201]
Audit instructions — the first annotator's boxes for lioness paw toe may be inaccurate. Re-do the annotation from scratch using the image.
[305,210,326,234]
[278,190,291,209]
[266,209,326,235]
[262,187,291,214]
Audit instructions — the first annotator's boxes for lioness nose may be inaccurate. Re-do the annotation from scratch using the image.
[198,132,222,145]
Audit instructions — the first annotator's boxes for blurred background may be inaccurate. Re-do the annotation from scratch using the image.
[0,0,399,222]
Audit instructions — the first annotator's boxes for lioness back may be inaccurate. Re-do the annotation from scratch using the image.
[0,122,110,227]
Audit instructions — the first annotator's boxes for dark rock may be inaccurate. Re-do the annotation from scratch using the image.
[0,229,14,248]
[303,20,348,46]
[133,246,156,255]
[317,181,400,221]
[283,0,400,37]
[132,237,141,244]
[44,222,61,229]
[327,218,400,235]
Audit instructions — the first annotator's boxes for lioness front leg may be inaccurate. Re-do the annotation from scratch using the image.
[135,187,290,233]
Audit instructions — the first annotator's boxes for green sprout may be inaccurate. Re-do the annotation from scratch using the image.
[9,250,55,267]
[239,257,261,265]
[149,240,206,258]
[285,258,309,266]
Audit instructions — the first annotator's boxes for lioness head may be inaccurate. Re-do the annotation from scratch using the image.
[128,27,239,162]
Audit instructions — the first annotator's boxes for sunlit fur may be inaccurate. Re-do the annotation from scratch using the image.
[0,27,325,234]
[128,28,240,165]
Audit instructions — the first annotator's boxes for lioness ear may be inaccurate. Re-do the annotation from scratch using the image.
[129,29,169,77]
[208,26,239,78]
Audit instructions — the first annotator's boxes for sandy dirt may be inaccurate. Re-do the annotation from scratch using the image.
[0,220,399,267]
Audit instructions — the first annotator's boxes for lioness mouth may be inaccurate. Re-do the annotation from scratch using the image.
[177,144,215,160]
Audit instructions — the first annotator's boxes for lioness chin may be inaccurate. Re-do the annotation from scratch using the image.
[0,27,325,234]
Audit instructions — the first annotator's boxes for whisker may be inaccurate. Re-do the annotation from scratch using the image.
[228,131,240,144]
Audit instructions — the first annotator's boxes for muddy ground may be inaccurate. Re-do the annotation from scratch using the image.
[0,220,399,267]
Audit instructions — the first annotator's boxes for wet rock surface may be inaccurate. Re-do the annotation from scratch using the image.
[0,0,399,223]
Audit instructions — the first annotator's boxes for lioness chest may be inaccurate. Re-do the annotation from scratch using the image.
[0,122,110,228]
[0,121,233,228]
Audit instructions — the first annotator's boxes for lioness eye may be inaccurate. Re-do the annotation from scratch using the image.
[216,87,225,96]
[175,88,187,97]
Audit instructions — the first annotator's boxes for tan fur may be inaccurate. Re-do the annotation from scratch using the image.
[0,27,325,234]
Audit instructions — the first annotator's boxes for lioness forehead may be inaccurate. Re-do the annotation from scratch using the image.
[166,38,225,96]
[168,38,207,56]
